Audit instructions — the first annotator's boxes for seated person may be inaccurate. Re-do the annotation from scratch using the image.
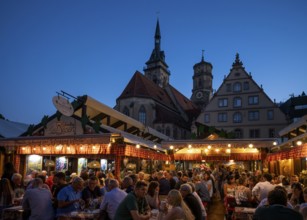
[81,176,102,209]
[253,187,303,220]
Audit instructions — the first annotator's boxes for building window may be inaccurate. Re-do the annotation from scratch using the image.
[269,128,275,138]
[165,127,170,136]
[249,129,260,138]
[218,113,227,122]
[248,111,259,121]
[248,96,259,105]
[204,114,210,123]
[233,97,242,107]
[234,129,243,138]
[226,83,231,92]
[243,81,249,90]
[233,112,242,123]
[123,106,129,116]
[198,78,202,88]
[294,104,307,110]
[157,126,161,133]
[218,98,228,107]
[138,106,146,124]
[267,110,274,120]
[173,127,178,139]
[233,82,242,92]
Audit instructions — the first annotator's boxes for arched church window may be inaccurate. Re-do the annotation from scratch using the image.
[138,106,146,124]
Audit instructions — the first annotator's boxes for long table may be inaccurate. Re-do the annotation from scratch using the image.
[2,206,23,220]
[232,207,256,220]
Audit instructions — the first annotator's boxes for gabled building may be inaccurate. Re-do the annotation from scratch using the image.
[115,20,200,140]
[196,53,288,139]
[280,91,307,123]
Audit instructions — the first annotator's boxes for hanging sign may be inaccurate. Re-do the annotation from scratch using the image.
[52,96,74,116]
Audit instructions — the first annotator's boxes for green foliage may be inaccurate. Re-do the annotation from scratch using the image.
[198,125,205,133]
[208,126,216,134]
[81,114,90,131]
[0,114,4,120]
[92,120,102,133]
[56,111,62,121]
[190,132,197,139]
[27,124,35,136]
[219,129,227,138]
[41,115,49,129]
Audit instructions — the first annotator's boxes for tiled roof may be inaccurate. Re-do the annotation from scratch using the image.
[0,119,29,138]
[118,71,177,110]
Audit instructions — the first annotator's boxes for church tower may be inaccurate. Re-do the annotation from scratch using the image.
[191,51,213,108]
[144,19,170,88]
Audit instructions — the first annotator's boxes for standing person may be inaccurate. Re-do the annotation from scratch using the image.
[22,178,54,220]
[56,177,84,219]
[235,177,252,207]
[179,184,203,220]
[193,175,210,204]
[175,173,189,190]
[52,172,68,208]
[223,175,237,198]
[0,178,14,209]
[187,182,207,220]
[165,171,177,190]
[114,181,151,220]
[1,162,17,187]
[253,187,303,220]
[157,171,170,199]
[160,189,195,220]
[100,179,127,220]
[203,171,214,200]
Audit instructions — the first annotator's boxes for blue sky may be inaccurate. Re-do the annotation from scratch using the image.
[1,0,306,125]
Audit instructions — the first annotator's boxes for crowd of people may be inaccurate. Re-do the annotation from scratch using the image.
[0,161,307,220]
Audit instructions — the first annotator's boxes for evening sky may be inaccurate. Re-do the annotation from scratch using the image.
[0,0,306,124]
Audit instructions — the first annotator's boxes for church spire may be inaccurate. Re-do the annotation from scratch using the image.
[144,19,169,88]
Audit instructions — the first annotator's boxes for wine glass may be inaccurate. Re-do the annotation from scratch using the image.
[79,199,85,211]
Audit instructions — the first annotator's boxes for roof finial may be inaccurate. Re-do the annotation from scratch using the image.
[232,52,243,67]
[201,49,205,62]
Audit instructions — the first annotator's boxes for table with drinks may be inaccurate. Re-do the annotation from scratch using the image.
[232,207,256,220]
[1,205,24,220]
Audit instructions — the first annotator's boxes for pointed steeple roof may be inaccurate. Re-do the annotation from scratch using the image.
[155,19,161,40]
[146,19,167,66]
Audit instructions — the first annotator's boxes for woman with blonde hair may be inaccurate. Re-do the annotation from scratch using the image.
[160,189,195,220]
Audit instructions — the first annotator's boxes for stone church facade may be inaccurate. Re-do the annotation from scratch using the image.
[115,20,288,140]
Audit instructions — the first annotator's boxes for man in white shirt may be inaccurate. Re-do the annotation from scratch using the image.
[252,173,275,202]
